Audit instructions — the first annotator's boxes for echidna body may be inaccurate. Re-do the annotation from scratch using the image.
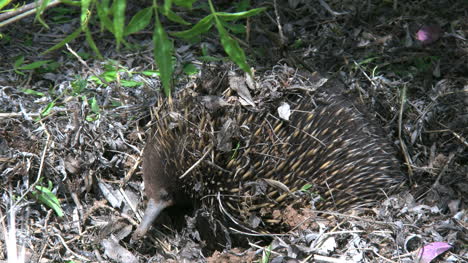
[133,93,404,238]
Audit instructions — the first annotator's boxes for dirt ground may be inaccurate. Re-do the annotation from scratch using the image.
[0,0,467,262]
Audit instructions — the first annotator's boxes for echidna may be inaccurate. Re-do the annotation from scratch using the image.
[132,91,404,239]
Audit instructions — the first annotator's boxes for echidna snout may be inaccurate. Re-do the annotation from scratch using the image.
[132,137,179,240]
[132,195,173,240]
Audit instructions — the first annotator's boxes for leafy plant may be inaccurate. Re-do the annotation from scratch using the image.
[21,88,45,97]
[0,0,13,10]
[71,77,88,95]
[153,2,174,96]
[300,183,313,192]
[182,63,198,75]
[86,96,100,121]
[36,0,266,95]
[261,244,272,263]
[13,55,52,75]
[413,56,438,73]
[39,100,56,119]
[300,183,322,200]
[88,63,144,87]
[31,181,64,217]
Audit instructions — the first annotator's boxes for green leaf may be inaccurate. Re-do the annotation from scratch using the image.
[55,0,81,7]
[222,21,245,34]
[80,0,91,30]
[230,142,240,159]
[83,96,101,121]
[121,80,143,87]
[235,0,250,12]
[113,0,126,49]
[301,184,313,191]
[173,0,197,8]
[141,70,160,76]
[41,101,55,117]
[89,97,100,114]
[358,57,377,66]
[85,28,103,59]
[71,78,87,95]
[214,18,251,74]
[14,70,25,76]
[159,0,189,25]
[124,7,153,36]
[199,55,223,62]
[41,27,82,55]
[43,61,60,72]
[88,76,103,85]
[102,70,118,81]
[209,0,251,75]
[85,114,99,122]
[32,184,64,217]
[164,9,191,25]
[96,1,114,33]
[162,0,172,15]
[17,60,51,70]
[216,8,267,21]
[261,244,272,263]
[110,100,122,107]
[13,55,25,68]
[171,14,213,40]
[291,39,303,49]
[35,0,51,29]
[153,6,174,96]
[200,45,222,62]
[183,63,198,75]
[21,89,45,97]
[0,0,13,10]
[77,51,91,60]
[89,70,121,84]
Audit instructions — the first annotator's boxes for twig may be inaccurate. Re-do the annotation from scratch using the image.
[0,112,40,119]
[248,242,282,256]
[272,0,285,47]
[313,254,350,263]
[433,152,455,186]
[398,85,413,183]
[371,249,398,263]
[179,146,212,179]
[10,121,51,210]
[0,0,61,28]
[54,234,91,261]
[65,44,112,87]
[318,0,349,16]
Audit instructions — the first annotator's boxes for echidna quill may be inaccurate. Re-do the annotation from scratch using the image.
[132,92,404,239]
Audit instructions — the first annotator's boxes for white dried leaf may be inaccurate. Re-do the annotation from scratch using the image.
[278,102,291,121]
[245,71,256,90]
[263,178,290,192]
[229,75,255,107]
[102,238,138,263]
[98,182,123,208]
[168,111,182,120]
[318,236,337,254]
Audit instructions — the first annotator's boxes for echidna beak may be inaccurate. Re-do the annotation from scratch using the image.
[132,198,173,240]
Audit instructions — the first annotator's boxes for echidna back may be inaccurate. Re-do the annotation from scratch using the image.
[151,94,404,232]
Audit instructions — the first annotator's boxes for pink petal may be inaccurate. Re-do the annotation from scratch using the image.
[417,242,452,263]
[416,25,442,45]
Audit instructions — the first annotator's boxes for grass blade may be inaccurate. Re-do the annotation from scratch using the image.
[153,4,174,96]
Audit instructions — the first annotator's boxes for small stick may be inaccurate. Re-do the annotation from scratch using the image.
[0,0,61,28]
